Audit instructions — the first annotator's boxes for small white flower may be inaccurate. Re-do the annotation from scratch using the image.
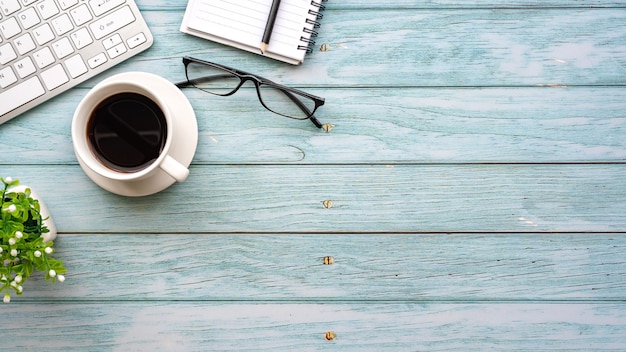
[15,275,22,283]
[10,281,17,288]
[48,269,56,278]
[3,294,10,303]
[17,286,23,293]
[0,275,6,282]
[34,250,42,258]
[0,247,3,254]
[57,275,65,283]
[4,177,12,183]
[7,204,16,213]
[8,238,16,246]
[15,231,23,239]
[45,247,53,254]
[10,249,18,257]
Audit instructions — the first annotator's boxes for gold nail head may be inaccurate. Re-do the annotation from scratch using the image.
[323,256,334,265]
[320,43,330,52]
[324,331,336,341]
[322,123,334,133]
[322,200,333,209]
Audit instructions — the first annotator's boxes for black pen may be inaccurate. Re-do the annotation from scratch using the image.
[260,0,281,54]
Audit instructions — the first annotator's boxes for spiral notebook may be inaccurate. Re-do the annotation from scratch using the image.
[180,0,328,65]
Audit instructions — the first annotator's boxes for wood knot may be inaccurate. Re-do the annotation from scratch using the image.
[324,331,336,341]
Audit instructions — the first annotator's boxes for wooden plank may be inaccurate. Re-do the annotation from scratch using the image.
[2,302,626,350]
[1,165,625,233]
[329,0,626,8]
[138,0,626,10]
[2,8,617,88]
[3,87,626,164]
[330,1,626,8]
[18,234,626,301]
[66,9,626,87]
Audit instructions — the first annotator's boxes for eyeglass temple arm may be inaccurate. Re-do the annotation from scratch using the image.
[276,87,323,128]
[175,75,323,129]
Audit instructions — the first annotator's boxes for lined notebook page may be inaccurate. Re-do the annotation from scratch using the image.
[184,0,314,62]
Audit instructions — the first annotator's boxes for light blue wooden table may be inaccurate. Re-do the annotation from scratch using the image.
[2,0,626,350]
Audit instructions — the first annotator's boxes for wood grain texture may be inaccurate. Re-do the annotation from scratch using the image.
[1,164,625,233]
[137,0,626,10]
[2,302,626,351]
[17,234,626,301]
[2,0,626,349]
[4,8,621,87]
[3,87,626,164]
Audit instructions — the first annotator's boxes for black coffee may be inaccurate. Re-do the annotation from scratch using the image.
[87,92,167,172]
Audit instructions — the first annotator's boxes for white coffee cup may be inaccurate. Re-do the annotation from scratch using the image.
[71,72,198,196]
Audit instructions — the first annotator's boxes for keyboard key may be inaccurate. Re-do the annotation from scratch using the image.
[0,66,17,88]
[52,13,74,36]
[65,54,87,78]
[20,0,39,5]
[89,0,125,17]
[127,32,146,48]
[70,27,93,49]
[0,42,17,64]
[90,6,135,40]
[106,43,126,58]
[0,76,45,116]
[17,7,41,30]
[14,32,36,55]
[87,52,107,68]
[1,0,20,16]
[36,0,60,20]
[33,23,55,45]
[41,64,68,90]
[0,17,21,39]
[103,33,122,49]
[52,37,74,59]
[70,4,91,26]
[58,0,79,10]
[14,56,36,78]
[33,47,55,68]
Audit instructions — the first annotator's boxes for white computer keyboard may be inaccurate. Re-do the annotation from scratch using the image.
[0,0,153,124]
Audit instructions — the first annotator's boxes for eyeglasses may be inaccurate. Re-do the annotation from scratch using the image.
[175,56,325,128]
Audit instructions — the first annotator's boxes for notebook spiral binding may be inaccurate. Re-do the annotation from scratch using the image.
[298,0,329,53]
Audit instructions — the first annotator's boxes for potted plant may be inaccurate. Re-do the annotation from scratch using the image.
[1,176,66,303]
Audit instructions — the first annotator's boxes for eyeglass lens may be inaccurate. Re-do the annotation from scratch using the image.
[185,61,317,120]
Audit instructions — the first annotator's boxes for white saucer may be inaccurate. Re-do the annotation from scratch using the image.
[74,72,198,197]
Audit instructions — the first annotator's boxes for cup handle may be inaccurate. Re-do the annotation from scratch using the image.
[160,155,190,182]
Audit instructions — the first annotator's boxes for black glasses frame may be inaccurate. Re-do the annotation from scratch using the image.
[175,56,324,128]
